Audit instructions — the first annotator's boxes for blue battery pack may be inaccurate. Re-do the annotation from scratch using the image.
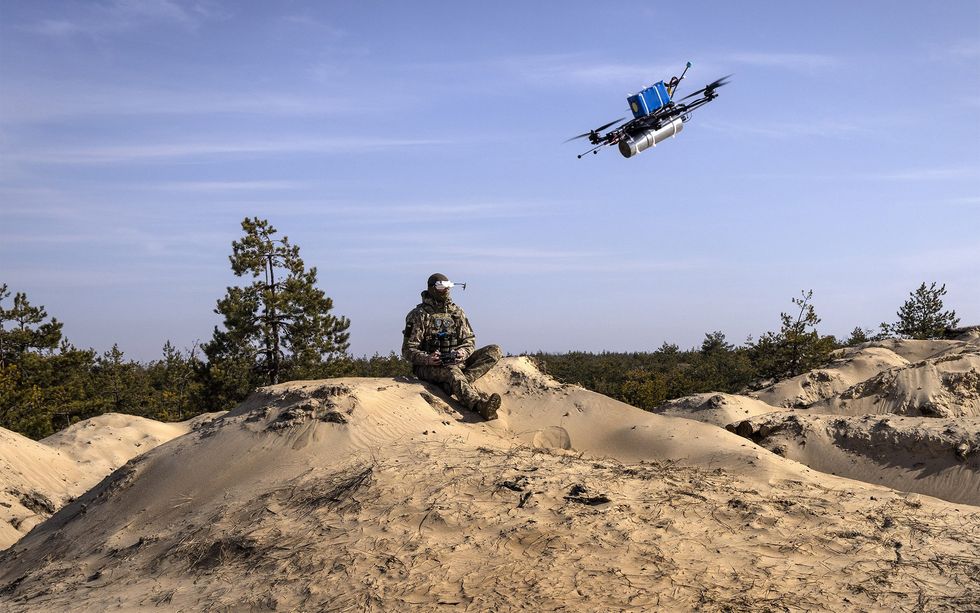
[627,81,670,118]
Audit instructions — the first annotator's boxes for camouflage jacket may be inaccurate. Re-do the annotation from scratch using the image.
[402,290,476,365]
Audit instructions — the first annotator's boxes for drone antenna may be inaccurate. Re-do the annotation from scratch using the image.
[670,61,692,97]
[577,143,606,158]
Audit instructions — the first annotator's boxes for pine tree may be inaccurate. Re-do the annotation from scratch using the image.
[844,326,872,346]
[152,341,201,421]
[203,218,350,407]
[0,284,63,367]
[884,282,960,340]
[749,290,836,381]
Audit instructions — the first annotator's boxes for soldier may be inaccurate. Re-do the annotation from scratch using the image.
[402,273,503,420]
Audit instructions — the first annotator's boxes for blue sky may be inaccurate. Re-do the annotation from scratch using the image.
[1,0,978,361]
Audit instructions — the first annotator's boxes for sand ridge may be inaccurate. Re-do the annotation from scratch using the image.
[1,357,978,610]
[0,412,223,550]
[660,338,980,506]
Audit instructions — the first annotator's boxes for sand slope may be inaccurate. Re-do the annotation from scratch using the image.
[1,359,977,611]
[0,413,223,550]
[726,413,980,506]
[660,339,980,505]
[751,347,911,408]
[810,354,980,418]
[0,428,83,548]
[651,392,785,427]
[41,413,193,475]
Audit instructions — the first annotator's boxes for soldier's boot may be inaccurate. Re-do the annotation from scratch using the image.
[463,345,503,383]
[475,393,502,421]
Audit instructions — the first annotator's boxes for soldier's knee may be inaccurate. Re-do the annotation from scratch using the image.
[485,344,503,362]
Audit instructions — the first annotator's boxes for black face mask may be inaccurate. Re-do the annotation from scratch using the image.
[430,288,450,303]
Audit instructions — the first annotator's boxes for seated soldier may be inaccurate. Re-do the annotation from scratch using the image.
[402,273,502,420]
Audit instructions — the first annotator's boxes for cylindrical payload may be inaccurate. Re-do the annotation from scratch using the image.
[618,117,684,158]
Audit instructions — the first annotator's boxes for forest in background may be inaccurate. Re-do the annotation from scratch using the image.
[1,220,963,440]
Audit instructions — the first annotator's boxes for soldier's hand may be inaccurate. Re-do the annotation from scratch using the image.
[425,352,442,366]
[454,349,467,362]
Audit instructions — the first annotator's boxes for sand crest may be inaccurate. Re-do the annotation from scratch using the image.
[726,413,980,506]
[0,412,223,550]
[0,358,977,611]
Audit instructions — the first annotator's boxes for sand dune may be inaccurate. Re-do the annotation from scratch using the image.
[0,428,83,548]
[727,413,980,506]
[751,346,911,408]
[660,338,980,505]
[0,413,223,550]
[810,353,980,418]
[1,358,977,611]
[651,392,785,427]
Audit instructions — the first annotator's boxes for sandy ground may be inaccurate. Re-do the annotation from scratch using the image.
[0,413,222,550]
[727,413,980,506]
[0,355,977,611]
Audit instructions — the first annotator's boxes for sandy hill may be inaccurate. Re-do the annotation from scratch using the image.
[725,413,980,506]
[750,335,980,413]
[652,392,785,427]
[0,428,83,548]
[0,358,977,611]
[0,413,222,550]
[657,337,980,506]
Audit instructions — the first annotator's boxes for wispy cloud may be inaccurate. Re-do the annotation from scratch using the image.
[280,14,345,38]
[329,243,711,274]
[727,52,838,71]
[702,118,870,139]
[941,39,980,60]
[483,54,688,90]
[7,136,449,164]
[25,0,220,38]
[945,196,980,206]
[868,167,979,181]
[0,83,356,122]
[147,180,312,192]
[471,49,837,92]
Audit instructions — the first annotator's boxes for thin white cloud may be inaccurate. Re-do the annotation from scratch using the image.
[946,196,980,205]
[868,167,979,181]
[0,84,356,122]
[331,244,710,274]
[280,14,345,38]
[7,136,449,164]
[727,52,838,71]
[894,244,980,275]
[25,0,219,38]
[148,180,312,192]
[493,54,682,89]
[943,39,980,60]
[489,50,836,90]
[701,118,871,139]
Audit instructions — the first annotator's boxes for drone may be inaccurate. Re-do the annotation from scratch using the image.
[566,62,730,159]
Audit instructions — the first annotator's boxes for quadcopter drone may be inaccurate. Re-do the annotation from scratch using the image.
[566,62,730,159]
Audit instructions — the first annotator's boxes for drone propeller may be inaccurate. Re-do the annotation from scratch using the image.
[678,75,732,101]
[564,117,626,142]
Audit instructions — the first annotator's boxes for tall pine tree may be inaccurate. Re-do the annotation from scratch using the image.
[882,282,959,340]
[203,218,350,408]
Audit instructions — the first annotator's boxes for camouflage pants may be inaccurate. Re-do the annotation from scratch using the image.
[414,344,502,410]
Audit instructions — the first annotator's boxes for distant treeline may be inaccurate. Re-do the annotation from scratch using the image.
[1,218,961,440]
